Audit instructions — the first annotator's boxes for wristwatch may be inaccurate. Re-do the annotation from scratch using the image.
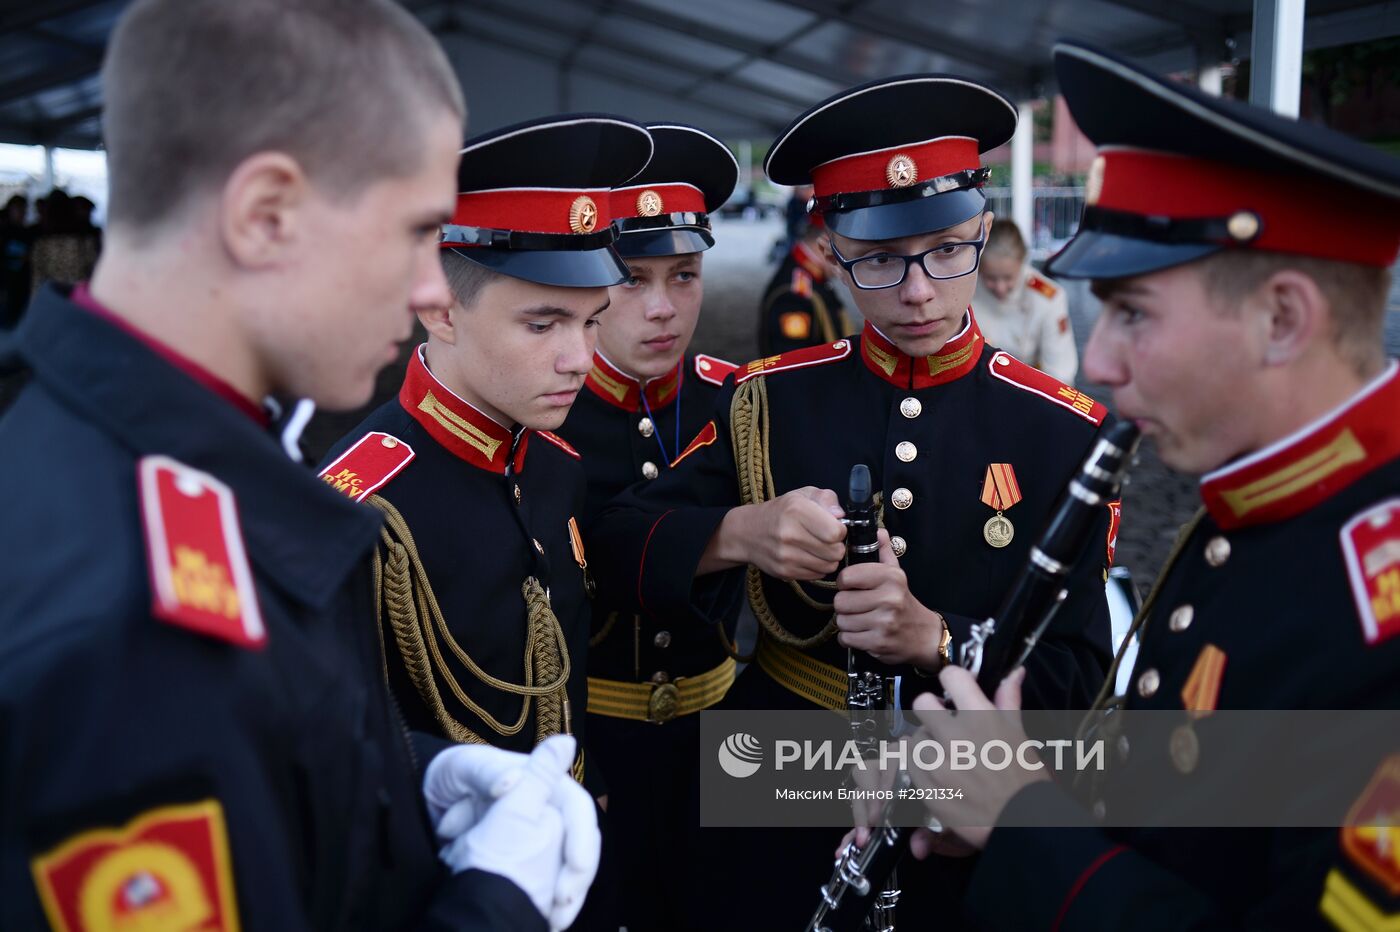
[916,614,953,676]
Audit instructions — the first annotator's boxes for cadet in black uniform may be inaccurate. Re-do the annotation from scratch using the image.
[0,1,595,929]
[556,122,739,932]
[320,114,653,928]
[589,75,1118,929]
[757,211,853,355]
[907,42,1400,932]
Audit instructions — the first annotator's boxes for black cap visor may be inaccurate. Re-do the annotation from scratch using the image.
[1045,229,1221,280]
[450,245,629,288]
[825,187,985,243]
[615,226,714,258]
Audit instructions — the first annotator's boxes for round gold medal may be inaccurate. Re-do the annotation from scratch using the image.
[983,513,1014,548]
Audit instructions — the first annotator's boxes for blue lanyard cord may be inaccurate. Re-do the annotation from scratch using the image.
[638,361,683,467]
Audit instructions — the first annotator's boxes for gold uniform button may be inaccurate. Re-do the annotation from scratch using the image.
[891,488,913,510]
[1137,668,1160,698]
[638,417,655,438]
[890,536,907,558]
[1116,734,1130,762]
[650,671,670,685]
[895,441,917,463]
[900,397,922,419]
[1091,799,1107,822]
[1205,536,1231,567]
[642,461,659,480]
[381,436,398,448]
[653,630,672,648]
[1169,605,1194,632]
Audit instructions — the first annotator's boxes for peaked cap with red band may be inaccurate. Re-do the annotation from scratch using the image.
[765,74,1016,242]
[442,114,653,287]
[611,122,739,259]
[1047,41,1400,279]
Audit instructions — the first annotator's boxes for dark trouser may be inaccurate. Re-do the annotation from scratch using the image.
[586,711,708,932]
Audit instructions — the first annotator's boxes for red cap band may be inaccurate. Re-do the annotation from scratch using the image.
[451,188,612,236]
[810,136,979,200]
[610,183,706,220]
[1094,149,1400,267]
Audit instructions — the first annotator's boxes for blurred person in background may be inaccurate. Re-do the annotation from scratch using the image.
[975,217,1078,383]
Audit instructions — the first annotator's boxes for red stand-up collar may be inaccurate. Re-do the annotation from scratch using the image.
[859,312,984,389]
[791,242,829,283]
[399,345,528,474]
[71,283,269,426]
[583,351,682,413]
[1200,362,1400,529]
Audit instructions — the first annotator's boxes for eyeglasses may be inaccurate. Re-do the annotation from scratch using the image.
[829,234,987,290]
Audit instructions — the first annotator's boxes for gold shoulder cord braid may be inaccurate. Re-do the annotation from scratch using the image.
[728,375,882,655]
[365,494,577,772]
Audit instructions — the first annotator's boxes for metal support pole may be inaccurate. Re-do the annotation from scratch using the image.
[1011,100,1034,244]
[43,145,56,192]
[1250,0,1306,116]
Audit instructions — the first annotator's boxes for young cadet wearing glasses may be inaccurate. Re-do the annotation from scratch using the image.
[587,75,1120,929]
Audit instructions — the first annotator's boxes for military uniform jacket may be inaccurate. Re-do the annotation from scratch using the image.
[589,314,1116,712]
[967,361,1400,931]
[0,288,541,931]
[757,241,852,357]
[559,351,737,686]
[973,267,1079,385]
[321,346,598,792]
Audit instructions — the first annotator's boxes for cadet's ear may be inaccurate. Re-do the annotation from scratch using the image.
[1254,268,1327,367]
[219,152,308,269]
[982,210,996,237]
[417,300,457,345]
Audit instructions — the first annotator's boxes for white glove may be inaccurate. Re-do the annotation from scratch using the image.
[422,740,533,834]
[434,736,601,931]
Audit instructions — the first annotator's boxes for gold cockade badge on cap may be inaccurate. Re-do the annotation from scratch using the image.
[636,189,663,217]
[569,195,598,234]
[885,153,918,188]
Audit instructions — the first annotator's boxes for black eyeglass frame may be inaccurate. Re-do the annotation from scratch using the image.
[828,233,988,290]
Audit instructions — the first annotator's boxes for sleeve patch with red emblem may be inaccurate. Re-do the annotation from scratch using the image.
[138,456,265,650]
[31,798,241,932]
[1106,499,1123,567]
[735,339,853,385]
[790,268,813,298]
[672,420,718,466]
[317,431,415,503]
[536,430,581,459]
[1026,273,1059,299]
[1320,754,1400,930]
[987,351,1106,425]
[693,354,738,387]
[1341,498,1400,646]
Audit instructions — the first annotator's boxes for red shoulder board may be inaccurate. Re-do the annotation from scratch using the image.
[790,268,813,298]
[318,431,415,503]
[536,430,581,459]
[987,352,1106,426]
[32,798,241,932]
[735,339,853,385]
[1026,273,1059,299]
[694,354,738,387]
[1341,498,1400,646]
[138,456,265,650]
[672,420,718,466]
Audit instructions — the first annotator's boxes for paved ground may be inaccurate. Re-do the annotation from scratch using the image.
[303,214,1400,595]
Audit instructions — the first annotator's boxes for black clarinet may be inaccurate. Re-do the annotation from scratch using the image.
[807,422,1140,932]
